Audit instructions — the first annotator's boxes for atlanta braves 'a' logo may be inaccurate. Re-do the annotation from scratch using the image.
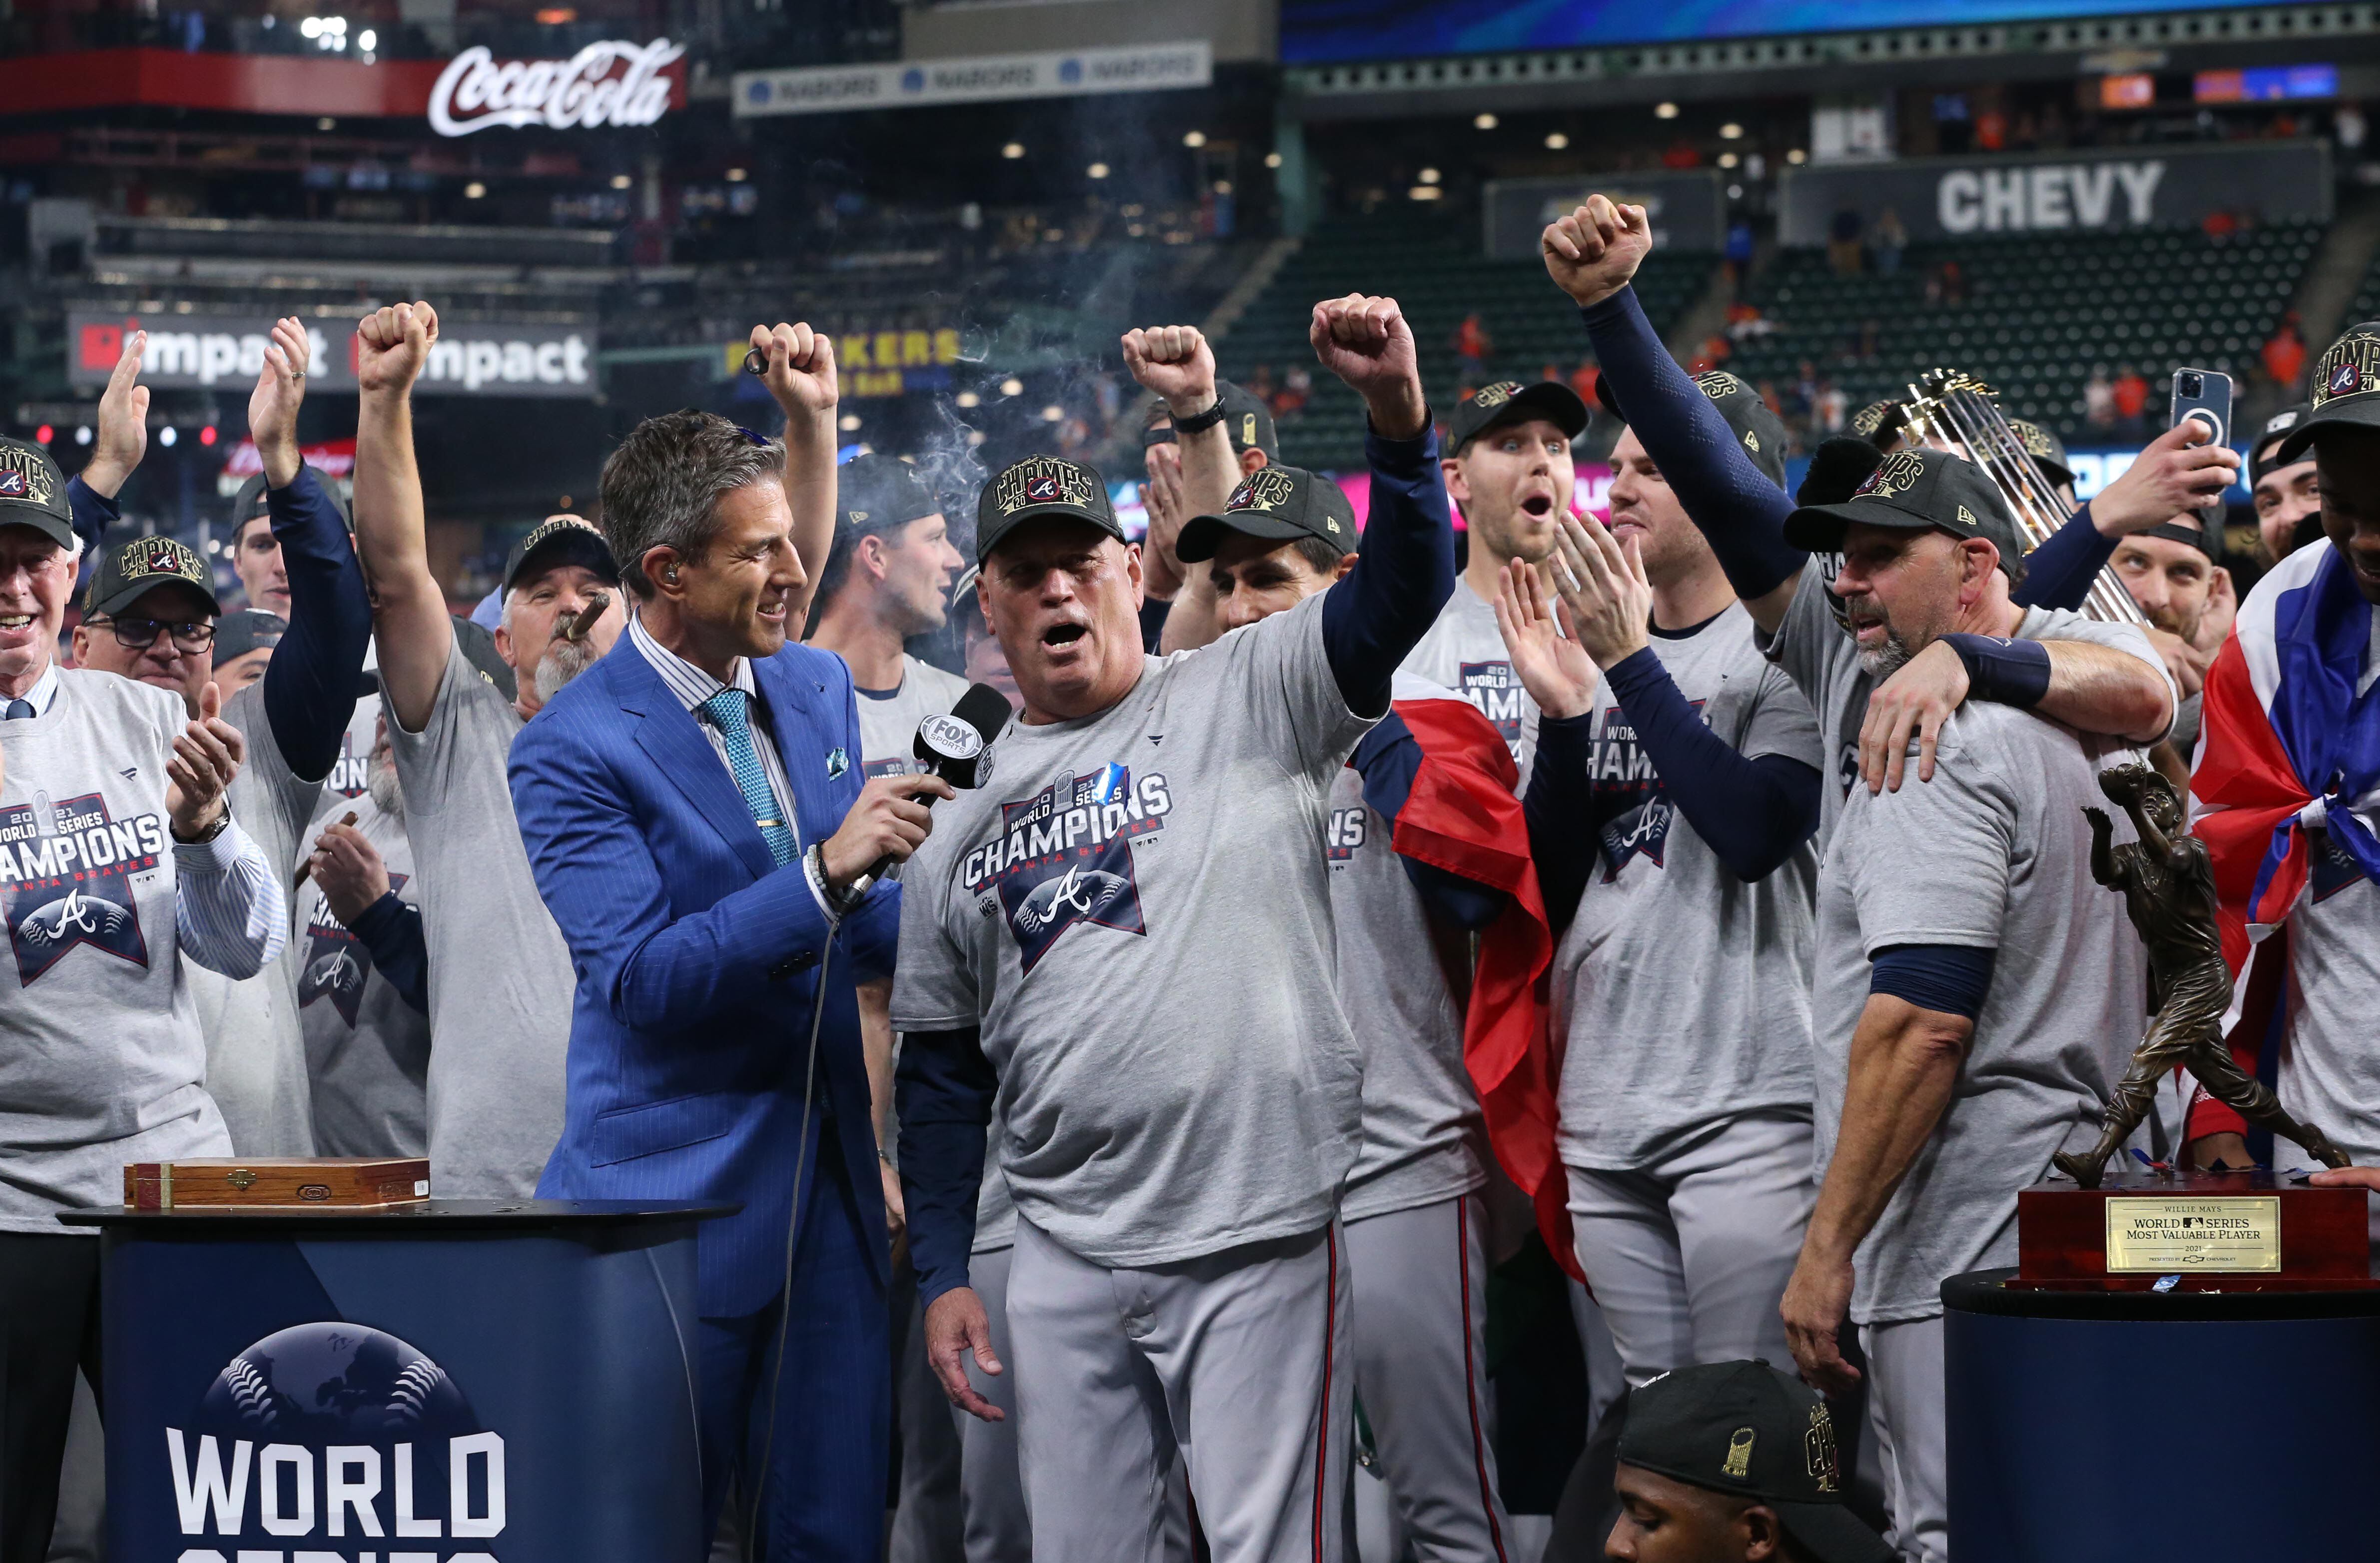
[2,791,166,983]
[1593,697,1705,880]
[298,870,411,1025]
[961,763,1173,972]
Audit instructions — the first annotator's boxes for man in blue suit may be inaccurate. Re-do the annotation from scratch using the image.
[510,323,953,1562]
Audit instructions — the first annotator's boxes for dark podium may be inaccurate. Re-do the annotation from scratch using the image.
[61,1198,732,1563]
[1945,1167,2380,1561]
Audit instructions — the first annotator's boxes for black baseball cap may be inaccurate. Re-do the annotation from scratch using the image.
[1846,399,1904,444]
[1176,465,1357,563]
[1602,368,1786,488]
[0,438,74,551]
[1144,380,1280,461]
[975,454,1123,563]
[1445,380,1589,456]
[2251,401,2315,484]
[212,608,285,667]
[1619,1361,1892,1563]
[83,534,221,618]
[504,514,619,596]
[838,453,943,536]
[2007,419,2075,489]
[2277,324,2380,464]
[1784,447,2027,582]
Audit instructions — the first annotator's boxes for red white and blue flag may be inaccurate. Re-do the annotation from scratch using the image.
[2186,541,2380,1141]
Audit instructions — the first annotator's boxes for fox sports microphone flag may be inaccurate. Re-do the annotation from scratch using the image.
[1354,685,1575,1280]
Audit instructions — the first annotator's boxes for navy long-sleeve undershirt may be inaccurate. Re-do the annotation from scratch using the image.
[65,476,117,557]
[897,1025,1000,1309]
[2007,503,2114,612]
[260,465,374,783]
[1524,640,1820,929]
[1578,290,1803,601]
[348,891,431,1016]
[1320,421,1458,717]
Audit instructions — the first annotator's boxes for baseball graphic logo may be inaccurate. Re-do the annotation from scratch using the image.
[1232,468,1296,512]
[2329,359,2362,399]
[1856,449,1926,500]
[963,763,1169,971]
[0,470,24,499]
[1025,475,1060,502]
[200,1323,476,1444]
[1013,863,1131,936]
[0,447,54,506]
[995,456,1093,517]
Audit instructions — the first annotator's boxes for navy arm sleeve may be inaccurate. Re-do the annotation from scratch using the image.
[897,1025,998,1309]
[1578,289,1804,600]
[1869,943,1997,1022]
[1348,714,1510,931]
[1523,712,1599,933]
[261,466,374,782]
[1320,422,1458,716]
[1601,649,1820,883]
[347,891,430,1016]
[65,477,118,557]
[2008,503,2114,611]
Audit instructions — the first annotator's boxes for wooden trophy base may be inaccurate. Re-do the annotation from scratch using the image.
[2015,1163,2377,1293]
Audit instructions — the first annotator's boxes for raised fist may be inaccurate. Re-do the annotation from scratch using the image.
[1310,294,1426,440]
[357,302,439,397]
[1121,325,1217,418]
[1542,196,1653,309]
[750,322,838,418]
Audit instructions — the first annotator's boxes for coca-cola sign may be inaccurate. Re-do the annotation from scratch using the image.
[429,37,684,136]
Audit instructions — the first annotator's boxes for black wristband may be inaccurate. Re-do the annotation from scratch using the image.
[1940,633,2051,709]
[1171,397,1228,434]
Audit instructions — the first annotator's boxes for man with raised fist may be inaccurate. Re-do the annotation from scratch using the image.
[894,292,1455,1561]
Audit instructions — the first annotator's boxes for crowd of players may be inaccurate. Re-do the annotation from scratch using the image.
[3,188,2377,1563]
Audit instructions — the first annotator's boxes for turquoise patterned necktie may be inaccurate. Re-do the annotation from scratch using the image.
[699,687,797,867]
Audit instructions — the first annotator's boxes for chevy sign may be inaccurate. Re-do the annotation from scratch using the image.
[70,313,599,398]
[734,42,1211,117]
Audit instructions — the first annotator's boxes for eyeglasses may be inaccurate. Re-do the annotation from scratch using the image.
[88,615,216,653]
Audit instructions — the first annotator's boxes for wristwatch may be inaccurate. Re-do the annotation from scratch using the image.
[173,810,231,845]
[1172,395,1228,434]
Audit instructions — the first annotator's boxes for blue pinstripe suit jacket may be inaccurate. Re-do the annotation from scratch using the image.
[508,630,900,1319]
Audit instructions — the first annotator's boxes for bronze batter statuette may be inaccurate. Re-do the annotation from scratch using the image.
[2051,763,2352,1189]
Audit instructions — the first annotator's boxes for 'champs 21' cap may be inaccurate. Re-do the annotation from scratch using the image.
[2277,324,2380,464]
[1601,368,1786,489]
[975,455,1122,564]
[0,437,73,551]
[1619,1362,1893,1563]
[1783,447,2028,582]
[1445,380,1589,456]
[2007,419,2075,489]
[504,514,619,596]
[1176,465,1357,563]
[83,535,220,618]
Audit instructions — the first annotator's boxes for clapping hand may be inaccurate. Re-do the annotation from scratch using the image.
[247,316,311,490]
[1548,513,1654,670]
[1310,293,1427,440]
[82,329,151,500]
[1140,441,1190,596]
[1492,559,1598,721]
[165,682,245,842]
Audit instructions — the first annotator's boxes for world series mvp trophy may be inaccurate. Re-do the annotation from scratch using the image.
[2015,764,2372,1291]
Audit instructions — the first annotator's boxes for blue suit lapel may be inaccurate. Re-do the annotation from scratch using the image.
[616,637,781,884]
[754,655,828,846]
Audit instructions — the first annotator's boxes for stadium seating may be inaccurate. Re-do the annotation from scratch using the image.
[1724,220,2320,439]
[1214,211,1717,469]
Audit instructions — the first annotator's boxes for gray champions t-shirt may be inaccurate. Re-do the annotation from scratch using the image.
[1555,603,1824,1171]
[1401,582,1540,786]
[855,653,973,778]
[1763,558,2177,846]
[295,786,429,1157]
[1329,674,1489,1223]
[0,670,232,1228]
[384,622,570,1197]
[893,590,1374,1268]
[1813,703,2148,1324]
[184,679,325,1158]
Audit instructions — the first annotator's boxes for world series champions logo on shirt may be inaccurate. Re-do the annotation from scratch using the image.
[1594,698,1705,880]
[298,871,410,1025]
[960,762,1174,972]
[1326,806,1368,861]
[1456,661,1527,758]
[0,791,166,984]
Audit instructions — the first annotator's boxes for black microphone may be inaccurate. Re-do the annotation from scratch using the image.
[856,682,1012,885]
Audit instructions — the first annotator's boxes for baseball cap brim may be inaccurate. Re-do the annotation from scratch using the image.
[976,503,1125,565]
[0,510,75,552]
[2274,396,2380,465]
[87,575,221,620]
[1175,508,1317,564]
[507,528,619,593]
[1459,382,1590,449]
[1772,1499,1897,1563]
[1782,499,1938,553]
